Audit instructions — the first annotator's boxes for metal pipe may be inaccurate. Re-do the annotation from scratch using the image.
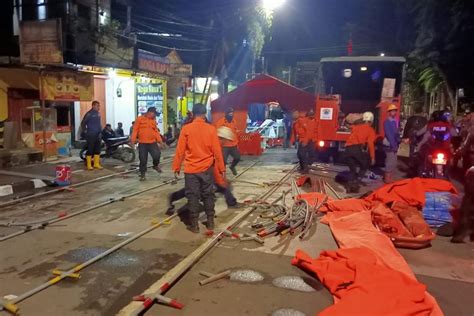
[0,157,174,208]
[198,270,231,286]
[324,181,343,200]
[0,213,179,314]
[0,177,181,242]
[118,166,297,316]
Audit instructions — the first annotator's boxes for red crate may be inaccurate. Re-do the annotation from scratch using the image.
[238,132,263,156]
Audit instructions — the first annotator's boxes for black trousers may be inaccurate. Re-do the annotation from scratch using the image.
[86,132,101,156]
[297,141,313,170]
[138,143,161,174]
[185,168,215,220]
[223,146,241,169]
[169,184,237,207]
[344,145,369,182]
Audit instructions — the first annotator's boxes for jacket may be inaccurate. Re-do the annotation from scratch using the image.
[291,117,317,145]
[173,117,225,174]
[81,109,102,135]
[131,115,162,144]
[215,117,238,147]
[346,124,376,160]
[383,118,400,152]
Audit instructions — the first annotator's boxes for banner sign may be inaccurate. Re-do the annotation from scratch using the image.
[136,83,164,131]
[20,19,63,64]
[137,49,170,75]
[41,71,94,101]
[170,64,192,77]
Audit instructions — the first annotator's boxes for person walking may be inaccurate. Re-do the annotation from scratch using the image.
[172,103,225,233]
[131,107,164,181]
[80,100,103,170]
[291,111,310,172]
[343,112,376,192]
[215,107,240,175]
[383,104,401,183]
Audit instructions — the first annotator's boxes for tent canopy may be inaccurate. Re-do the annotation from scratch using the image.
[211,74,315,130]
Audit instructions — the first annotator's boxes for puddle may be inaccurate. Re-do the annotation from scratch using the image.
[229,269,264,283]
[272,276,316,292]
[271,308,307,316]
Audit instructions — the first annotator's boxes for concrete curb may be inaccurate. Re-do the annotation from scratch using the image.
[0,179,48,197]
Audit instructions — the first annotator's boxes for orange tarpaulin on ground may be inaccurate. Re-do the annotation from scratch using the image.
[292,247,434,316]
[322,210,443,315]
[365,177,457,208]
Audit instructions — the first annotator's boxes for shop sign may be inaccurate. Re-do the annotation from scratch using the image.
[20,19,63,64]
[136,83,164,131]
[381,78,396,99]
[40,71,94,101]
[137,49,170,75]
[170,64,192,77]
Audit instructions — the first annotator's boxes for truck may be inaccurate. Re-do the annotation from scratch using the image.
[313,56,406,162]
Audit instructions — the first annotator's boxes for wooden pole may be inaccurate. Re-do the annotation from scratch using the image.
[39,69,47,162]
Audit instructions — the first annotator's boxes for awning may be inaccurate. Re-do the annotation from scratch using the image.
[0,67,39,90]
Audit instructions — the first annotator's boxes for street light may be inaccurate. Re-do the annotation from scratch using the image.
[262,0,286,14]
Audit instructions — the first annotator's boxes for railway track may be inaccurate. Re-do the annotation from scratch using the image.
[0,159,265,314]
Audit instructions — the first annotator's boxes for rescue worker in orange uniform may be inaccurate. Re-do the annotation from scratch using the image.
[172,103,225,233]
[166,129,240,216]
[131,107,164,181]
[343,111,376,193]
[215,107,240,175]
[291,110,317,172]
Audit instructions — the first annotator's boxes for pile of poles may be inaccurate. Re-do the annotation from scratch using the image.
[251,178,329,240]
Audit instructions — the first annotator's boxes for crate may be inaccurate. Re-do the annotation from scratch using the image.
[238,132,263,156]
[422,192,453,227]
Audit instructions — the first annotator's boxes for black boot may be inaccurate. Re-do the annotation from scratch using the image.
[139,173,146,181]
[205,216,215,230]
[165,205,175,216]
[186,217,199,233]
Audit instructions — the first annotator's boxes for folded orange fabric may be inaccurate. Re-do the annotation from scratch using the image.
[365,178,457,207]
[292,247,434,316]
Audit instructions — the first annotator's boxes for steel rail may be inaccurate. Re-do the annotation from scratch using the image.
[0,157,174,208]
[118,165,297,316]
[0,160,262,314]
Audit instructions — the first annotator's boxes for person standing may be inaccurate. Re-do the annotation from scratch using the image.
[282,112,292,149]
[80,100,103,170]
[115,122,124,137]
[215,107,240,175]
[129,121,135,136]
[383,104,401,183]
[305,109,318,164]
[343,112,376,192]
[172,103,225,233]
[291,111,310,172]
[131,107,164,181]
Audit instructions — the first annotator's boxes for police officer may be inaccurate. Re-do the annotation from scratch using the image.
[344,112,376,193]
[80,100,103,170]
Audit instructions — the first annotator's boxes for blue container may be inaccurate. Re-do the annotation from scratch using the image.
[422,192,452,227]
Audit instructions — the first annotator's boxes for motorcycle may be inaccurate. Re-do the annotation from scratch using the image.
[80,136,135,163]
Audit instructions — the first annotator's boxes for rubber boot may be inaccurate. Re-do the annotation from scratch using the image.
[205,215,215,230]
[383,172,393,184]
[86,156,93,170]
[93,155,103,169]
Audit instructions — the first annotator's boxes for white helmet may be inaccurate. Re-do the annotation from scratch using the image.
[362,111,374,122]
[217,126,235,141]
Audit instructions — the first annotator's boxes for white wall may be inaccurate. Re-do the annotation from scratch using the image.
[105,76,136,136]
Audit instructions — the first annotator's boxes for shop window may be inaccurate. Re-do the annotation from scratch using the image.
[56,106,71,131]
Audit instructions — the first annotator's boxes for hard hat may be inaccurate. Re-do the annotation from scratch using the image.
[362,111,374,122]
[387,104,398,112]
[217,126,235,141]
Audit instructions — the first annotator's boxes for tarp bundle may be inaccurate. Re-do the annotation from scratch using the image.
[292,177,451,316]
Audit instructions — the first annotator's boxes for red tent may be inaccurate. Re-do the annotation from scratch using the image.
[211,74,315,131]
